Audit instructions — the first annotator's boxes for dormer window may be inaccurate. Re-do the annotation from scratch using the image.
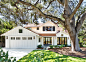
[37,27,39,30]
[19,29,23,33]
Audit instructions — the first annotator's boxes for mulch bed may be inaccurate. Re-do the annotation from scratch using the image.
[37,48,44,49]
[48,47,86,58]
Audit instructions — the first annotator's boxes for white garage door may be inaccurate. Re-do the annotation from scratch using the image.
[10,36,36,48]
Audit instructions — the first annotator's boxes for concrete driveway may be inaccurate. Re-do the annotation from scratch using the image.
[2,48,35,61]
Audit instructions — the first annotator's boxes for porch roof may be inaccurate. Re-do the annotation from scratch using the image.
[39,34,56,36]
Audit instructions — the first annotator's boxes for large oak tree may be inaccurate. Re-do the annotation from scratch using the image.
[0,0,86,51]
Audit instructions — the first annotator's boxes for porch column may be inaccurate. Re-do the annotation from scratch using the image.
[52,37,53,45]
[41,37,44,46]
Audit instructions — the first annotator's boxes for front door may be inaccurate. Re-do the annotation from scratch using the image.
[44,37,52,45]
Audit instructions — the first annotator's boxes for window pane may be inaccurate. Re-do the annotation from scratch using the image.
[60,38,62,44]
[11,37,15,40]
[39,38,40,42]
[19,29,22,33]
[65,37,67,44]
[28,37,32,40]
[22,37,27,40]
[16,37,20,40]
[37,27,39,30]
[6,36,8,39]
[62,38,64,44]
[48,27,52,31]
[57,37,60,44]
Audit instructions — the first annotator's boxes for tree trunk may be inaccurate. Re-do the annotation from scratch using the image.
[71,40,75,51]
[70,33,81,51]
[75,33,81,51]
[70,35,75,51]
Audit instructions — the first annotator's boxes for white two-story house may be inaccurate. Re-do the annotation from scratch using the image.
[1,21,71,49]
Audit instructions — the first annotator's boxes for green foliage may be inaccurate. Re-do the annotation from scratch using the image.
[59,44,64,48]
[84,42,86,45]
[0,19,14,34]
[0,48,16,62]
[65,44,67,47]
[79,43,83,47]
[78,36,84,46]
[54,45,58,48]
[37,45,42,48]
[49,45,53,49]
[78,20,86,39]
[18,50,86,62]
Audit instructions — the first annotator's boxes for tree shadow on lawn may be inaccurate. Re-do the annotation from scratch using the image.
[17,50,69,62]
[17,50,86,62]
[49,47,86,58]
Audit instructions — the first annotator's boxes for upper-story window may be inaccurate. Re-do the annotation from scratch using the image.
[19,29,23,33]
[43,26,55,31]
[37,27,39,30]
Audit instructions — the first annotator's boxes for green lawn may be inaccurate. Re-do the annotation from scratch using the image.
[83,45,86,47]
[17,50,86,62]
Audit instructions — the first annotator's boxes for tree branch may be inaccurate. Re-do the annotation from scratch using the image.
[57,0,64,6]
[17,0,65,26]
[76,10,85,22]
[24,8,34,10]
[34,0,39,6]
[69,0,83,20]
[76,12,86,32]
[45,0,55,9]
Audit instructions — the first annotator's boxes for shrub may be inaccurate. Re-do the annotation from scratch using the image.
[65,44,67,47]
[54,45,58,48]
[59,44,64,48]
[0,48,16,62]
[49,45,53,49]
[79,43,83,47]
[85,42,86,45]
[37,45,42,48]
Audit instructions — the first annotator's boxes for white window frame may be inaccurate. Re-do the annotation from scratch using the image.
[28,37,32,40]
[22,37,27,40]
[11,37,15,40]
[16,37,21,40]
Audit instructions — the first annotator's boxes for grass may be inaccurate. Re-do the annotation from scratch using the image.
[17,50,86,62]
[83,45,86,47]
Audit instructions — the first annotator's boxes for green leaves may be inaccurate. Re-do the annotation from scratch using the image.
[0,19,13,35]
[0,48,16,62]
[18,50,86,62]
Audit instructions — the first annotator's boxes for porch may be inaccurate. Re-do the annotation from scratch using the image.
[38,36,70,47]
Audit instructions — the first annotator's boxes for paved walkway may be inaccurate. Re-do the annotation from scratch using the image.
[2,48,35,61]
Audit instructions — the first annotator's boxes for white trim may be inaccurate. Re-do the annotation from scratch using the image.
[52,37,53,45]
[42,37,43,46]
[1,26,39,36]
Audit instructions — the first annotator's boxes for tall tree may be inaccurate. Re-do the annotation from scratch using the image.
[0,0,86,51]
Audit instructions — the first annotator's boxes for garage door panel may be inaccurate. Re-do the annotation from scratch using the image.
[10,37,36,48]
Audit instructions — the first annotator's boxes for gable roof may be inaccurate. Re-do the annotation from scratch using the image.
[24,23,43,27]
[57,31,69,35]
[24,21,56,28]
[39,34,56,36]
[1,26,39,36]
